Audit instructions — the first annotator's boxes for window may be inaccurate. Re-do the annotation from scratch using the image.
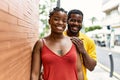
[114,35,120,46]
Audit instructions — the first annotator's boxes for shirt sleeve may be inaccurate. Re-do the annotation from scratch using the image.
[87,38,97,61]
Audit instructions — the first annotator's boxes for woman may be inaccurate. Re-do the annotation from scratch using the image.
[30,7,83,80]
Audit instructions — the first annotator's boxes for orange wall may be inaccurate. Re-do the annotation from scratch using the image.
[0,0,39,80]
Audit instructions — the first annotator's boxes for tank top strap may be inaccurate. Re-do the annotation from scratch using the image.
[41,38,45,46]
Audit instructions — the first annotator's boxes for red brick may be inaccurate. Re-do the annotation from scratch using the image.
[8,0,20,18]
[18,18,32,28]
[0,10,17,24]
[0,47,31,80]
[0,22,28,33]
[0,1,9,12]
[0,0,39,79]
[0,21,9,31]
[0,32,28,41]
[0,41,10,51]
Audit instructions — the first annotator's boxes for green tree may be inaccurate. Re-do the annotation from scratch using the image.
[85,25,102,32]
[90,17,97,25]
[39,0,57,38]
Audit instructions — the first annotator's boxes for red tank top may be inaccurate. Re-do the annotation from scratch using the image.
[41,41,78,80]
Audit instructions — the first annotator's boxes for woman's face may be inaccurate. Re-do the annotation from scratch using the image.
[49,11,67,34]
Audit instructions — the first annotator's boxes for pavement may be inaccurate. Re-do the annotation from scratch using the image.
[87,63,120,80]
[82,45,120,80]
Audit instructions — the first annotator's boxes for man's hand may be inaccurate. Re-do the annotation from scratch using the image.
[70,37,86,54]
[71,37,97,71]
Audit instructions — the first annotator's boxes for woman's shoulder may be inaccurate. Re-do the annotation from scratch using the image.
[34,38,44,49]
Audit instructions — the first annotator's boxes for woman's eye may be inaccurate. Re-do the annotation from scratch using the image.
[54,18,59,21]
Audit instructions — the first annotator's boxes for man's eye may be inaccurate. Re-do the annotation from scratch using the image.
[54,18,59,21]
[69,19,82,23]
[77,20,82,23]
[70,19,75,22]
[70,19,74,22]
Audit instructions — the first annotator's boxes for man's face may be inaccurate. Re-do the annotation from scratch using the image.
[67,14,83,34]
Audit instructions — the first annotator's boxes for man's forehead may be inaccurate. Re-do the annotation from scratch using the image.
[70,14,82,17]
[69,15,83,20]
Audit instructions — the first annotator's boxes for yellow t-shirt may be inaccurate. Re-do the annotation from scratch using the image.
[63,31,97,80]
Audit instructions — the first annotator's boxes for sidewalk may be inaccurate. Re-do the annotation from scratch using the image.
[87,63,120,80]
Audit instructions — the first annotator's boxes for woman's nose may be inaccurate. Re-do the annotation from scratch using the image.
[58,20,63,24]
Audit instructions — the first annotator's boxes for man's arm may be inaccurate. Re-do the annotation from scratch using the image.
[81,50,96,71]
[71,37,97,71]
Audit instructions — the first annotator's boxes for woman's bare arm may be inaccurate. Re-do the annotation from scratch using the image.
[76,51,84,80]
[30,40,42,80]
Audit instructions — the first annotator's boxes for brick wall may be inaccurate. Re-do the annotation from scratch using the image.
[0,0,39,80]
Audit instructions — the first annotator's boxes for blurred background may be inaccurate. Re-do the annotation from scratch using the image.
[0,0,120,80]
[39,0,120,50]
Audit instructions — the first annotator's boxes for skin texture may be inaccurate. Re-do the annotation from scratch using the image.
[67,12,97,71]
[30,8,84,80]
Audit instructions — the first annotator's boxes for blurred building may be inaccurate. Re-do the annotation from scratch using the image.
[102,0,120,49]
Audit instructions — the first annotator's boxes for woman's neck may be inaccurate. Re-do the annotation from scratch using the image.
[49,32,64,40]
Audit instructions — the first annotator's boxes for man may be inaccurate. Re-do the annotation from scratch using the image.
[64,9,97,80]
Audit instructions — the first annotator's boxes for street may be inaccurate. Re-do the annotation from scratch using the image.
[96,46,120,78]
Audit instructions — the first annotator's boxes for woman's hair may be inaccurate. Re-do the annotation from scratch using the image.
[49,7,67,18]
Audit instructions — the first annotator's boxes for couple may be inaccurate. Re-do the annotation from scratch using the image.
[31,7,97,80]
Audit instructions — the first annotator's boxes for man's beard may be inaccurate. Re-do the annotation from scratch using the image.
[68,24,82,35]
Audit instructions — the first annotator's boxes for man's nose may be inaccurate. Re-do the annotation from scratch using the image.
[73,21,79,25]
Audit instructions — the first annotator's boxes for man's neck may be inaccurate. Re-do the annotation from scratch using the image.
[67,30,79,37]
